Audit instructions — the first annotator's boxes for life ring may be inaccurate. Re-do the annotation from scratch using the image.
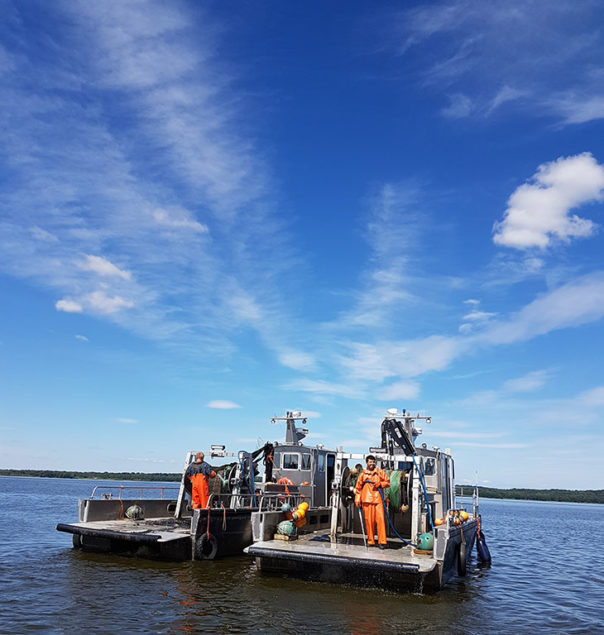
[195,533,218,560]
[457,541,467,576]
[277,477,294,485]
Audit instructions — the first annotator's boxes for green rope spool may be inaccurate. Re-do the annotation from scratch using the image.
[385,470,402,509]
[276,520,296,536]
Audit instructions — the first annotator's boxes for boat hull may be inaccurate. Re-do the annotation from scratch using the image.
[246,519,478,591]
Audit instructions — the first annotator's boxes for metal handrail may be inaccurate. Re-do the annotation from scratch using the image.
[89,485,180,500]
[259,491,305,511]
[206,492,259,509]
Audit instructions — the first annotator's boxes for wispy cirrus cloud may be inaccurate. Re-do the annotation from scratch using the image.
[314,271,604,404]
[502,370,550,393]
[334,183,422,330]
[476,272,604,345]
[0,1,307,366]
[393,0,604,125]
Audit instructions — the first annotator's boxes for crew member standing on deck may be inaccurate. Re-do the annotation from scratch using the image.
[354,455,390,549]
[186,452,216,509]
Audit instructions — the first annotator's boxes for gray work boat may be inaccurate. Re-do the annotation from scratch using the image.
[56,412,337,561]
[245,409,489,591]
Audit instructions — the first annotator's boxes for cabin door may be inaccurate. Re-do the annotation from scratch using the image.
[326,453,335,505]
[313,452,326,507]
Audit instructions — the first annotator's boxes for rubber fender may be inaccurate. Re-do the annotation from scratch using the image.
[457,541,467,576]
[72,534,82,549]
[476,530,492,563]
[195,533,219,560]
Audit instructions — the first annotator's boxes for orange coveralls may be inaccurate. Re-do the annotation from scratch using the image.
[354,468,390,546]
[186,461,216,509]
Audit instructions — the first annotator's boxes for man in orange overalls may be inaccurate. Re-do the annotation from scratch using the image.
[185,452,216,509]
[354,455,390,549]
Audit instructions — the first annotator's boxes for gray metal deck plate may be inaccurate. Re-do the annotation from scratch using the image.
[246,534,436,573]
[61,519,190,543]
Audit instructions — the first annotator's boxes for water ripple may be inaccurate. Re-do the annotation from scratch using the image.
[1,479,603,634]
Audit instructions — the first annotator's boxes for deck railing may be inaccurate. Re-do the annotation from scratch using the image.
[89,485,180,500]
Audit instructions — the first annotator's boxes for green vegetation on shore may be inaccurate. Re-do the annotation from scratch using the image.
[0,469,182,482]
[1,469,603,503]
[456,485,604,504]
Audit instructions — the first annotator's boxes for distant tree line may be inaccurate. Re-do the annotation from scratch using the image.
[0,469,182,482]
[2,470,602,503]
[456,485,604,504]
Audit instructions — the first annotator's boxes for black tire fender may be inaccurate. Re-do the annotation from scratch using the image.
[195,533,218,560]
[457,540,467,576]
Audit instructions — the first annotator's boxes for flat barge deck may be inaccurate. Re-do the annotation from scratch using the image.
[246,531,442,590]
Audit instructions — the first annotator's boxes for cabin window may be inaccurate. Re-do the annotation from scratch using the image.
[318,454,325,471]
[424,458,436,476]
[301,454,311,470]
[282,453,299,469]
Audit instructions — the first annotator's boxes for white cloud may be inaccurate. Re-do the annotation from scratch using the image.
[152,207,208,233]
[56,299,83,313]
[284,379,360,399]
[301,411,321,419]
[578,386,604,407]
[207,400,241,409]
[493,153,604,249]
[84,290,134,314]
[75,334,88,342]
[341,335,463,382]
[441,93,473,118]
[79,255,131,280]
[376,381,420,401]
[502,370,549,393]
[463,310,496,321]
[31,226,58,242]
[278,350,316,372]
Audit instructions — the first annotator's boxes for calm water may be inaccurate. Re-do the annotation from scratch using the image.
[1,477,602,634]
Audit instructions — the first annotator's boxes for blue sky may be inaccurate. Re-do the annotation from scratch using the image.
[1,1,604,488]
